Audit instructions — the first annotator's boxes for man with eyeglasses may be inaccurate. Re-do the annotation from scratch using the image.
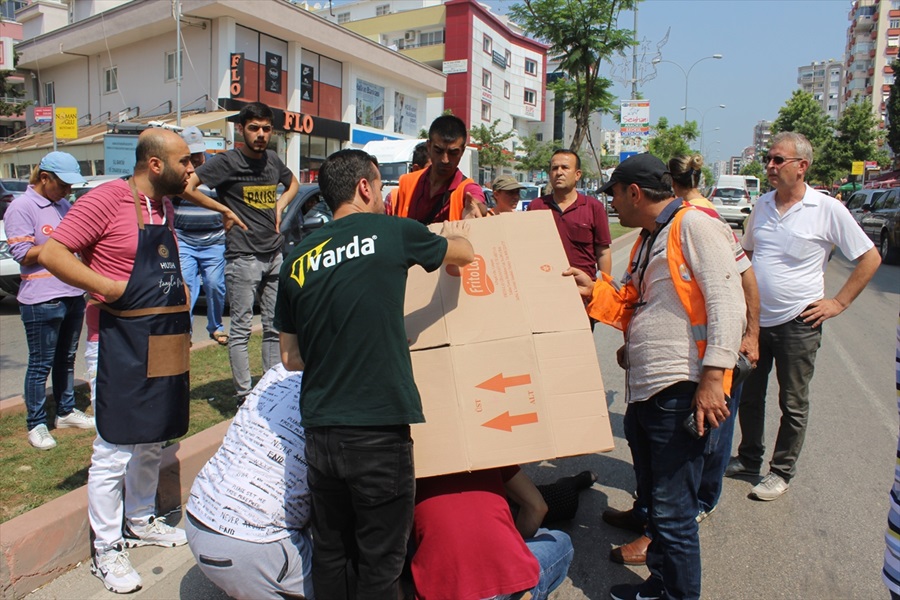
[726,131,881,501]
[181,102,300,404]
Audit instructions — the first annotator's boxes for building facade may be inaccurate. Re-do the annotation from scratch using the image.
[844,0,900,128]
[797,59,844,121]
[2,0,444,180]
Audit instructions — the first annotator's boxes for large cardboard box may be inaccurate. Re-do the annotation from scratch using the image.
[405,210,614,478]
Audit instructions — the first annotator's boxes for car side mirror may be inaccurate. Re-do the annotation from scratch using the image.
[302,215,327,230]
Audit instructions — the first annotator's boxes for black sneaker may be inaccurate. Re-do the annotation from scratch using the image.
[610,576,665,600]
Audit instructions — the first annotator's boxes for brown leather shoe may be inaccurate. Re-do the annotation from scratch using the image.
[601,507,647,533]
[609,534,650,565]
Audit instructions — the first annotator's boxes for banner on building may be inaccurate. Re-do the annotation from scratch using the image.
[620,99,651,154]
[356,79,385,129]
[393,92,418,136]
[54,107,78,139]
[265,52,283,94]
[104,134,139,175]
[230,53,245,98]
[34,106,52,123]
[301,64,315,102]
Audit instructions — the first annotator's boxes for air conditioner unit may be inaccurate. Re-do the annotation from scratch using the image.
[404,30,417,42]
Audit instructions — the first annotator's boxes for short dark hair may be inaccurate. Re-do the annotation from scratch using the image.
[412,142,429,169]
[134,129,168,171]
[551,148,581,170]
[428,115,468,143]
[319,149,380,212]
[641,175,675,202]
[239,102,274,127]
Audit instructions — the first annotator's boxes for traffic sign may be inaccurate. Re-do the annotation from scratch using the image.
[54,107,78,139]
[851,161,864,175]
[34,106,52,123]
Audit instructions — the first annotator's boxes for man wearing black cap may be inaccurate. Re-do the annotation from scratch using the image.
[567,153,745,600]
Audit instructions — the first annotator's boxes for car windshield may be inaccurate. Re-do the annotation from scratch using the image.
[714,188,746,199]
[2,180,28,192]
[520,186,541,200]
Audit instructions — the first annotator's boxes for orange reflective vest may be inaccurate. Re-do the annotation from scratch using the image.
[587,204,734,393]
[393,168,473,222]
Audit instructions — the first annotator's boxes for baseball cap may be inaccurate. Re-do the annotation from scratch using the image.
[39,152,86,185]
[599,153,671,195]
[181,126,206,154]
[492,175,524,192]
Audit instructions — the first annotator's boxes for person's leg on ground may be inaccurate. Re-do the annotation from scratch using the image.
[226,255,263,399]
[698,388,740,515]
[523,528,573,600]
[179,243,202,328]
[306,427,357,600]
[51,295,86,420]
[340,425,415,600]
[198,243,227,337]
[641,389,705,600]
[767,318,822,482]
[20,301,64,436]
[735,327,775,472]
[258,251,282,373]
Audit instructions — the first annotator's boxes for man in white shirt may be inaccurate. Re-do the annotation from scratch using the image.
[727,131,881,501]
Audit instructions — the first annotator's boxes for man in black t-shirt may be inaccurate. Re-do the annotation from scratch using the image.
[275,149,473,600]
[181,102,299,402]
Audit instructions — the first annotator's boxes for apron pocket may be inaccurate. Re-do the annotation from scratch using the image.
[147,333,191,377]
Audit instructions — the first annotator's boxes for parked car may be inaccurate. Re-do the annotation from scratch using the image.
[0,220,20,297]
[844,188,887,224]
[68,175,128,203]
[709,186,752,230]
[279,184,332,257]
[0,179,29,220]
[519,185,542,201]
[858,187,900,264]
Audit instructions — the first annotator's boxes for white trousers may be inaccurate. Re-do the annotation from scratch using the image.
[85,340,163,553]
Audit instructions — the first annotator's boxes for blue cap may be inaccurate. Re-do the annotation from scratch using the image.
[39,151,86,185]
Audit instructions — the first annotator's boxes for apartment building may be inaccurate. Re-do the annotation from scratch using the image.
[844,0,900,128]
[0,1,27,139]
[753,119,772,159]
[1,0,443,180]
[797,59,844,120]
[318,0,547,159]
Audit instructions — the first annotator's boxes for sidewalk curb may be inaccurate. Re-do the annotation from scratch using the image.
[0,420,232,599]
[610,226,640,253]
[0,326,262,599]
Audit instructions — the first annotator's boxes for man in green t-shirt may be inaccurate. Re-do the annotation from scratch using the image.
[274,149,474,600]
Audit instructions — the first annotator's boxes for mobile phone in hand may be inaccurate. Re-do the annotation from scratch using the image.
[683,413,708,439]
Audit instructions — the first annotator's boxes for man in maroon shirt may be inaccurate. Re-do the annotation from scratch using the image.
[527,150,611,278]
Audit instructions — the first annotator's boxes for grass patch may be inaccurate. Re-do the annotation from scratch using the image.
[609,222,634,240]
[0,334,262,524]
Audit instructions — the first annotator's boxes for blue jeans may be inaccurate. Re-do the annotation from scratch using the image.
[698,384,741,513]
[305,425,415,600]
[20,295,86,431]
[627,384,705,600]
[179,241,226,335]
[494,528,574,600]
[224,252,281,397]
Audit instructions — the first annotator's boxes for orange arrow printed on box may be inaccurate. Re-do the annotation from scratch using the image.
[476,373,532,393]
[482,411,539,432]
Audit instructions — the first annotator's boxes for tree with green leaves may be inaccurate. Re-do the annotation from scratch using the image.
[820,99,889,183]
[469,119,515,181]
[740,160,764,181]
[516,132,560,179]
[770,90,835,185]
[509,0,637,152]
[0,52,29,118]
[647,117,699,163]
[888,60,900,162]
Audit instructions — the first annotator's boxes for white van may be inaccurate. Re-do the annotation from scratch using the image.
[714,175,747,190]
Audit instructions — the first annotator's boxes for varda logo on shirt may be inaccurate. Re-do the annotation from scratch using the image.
[289,235,377,288]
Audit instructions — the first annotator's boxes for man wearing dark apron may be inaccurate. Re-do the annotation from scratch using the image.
[40,129,202,594]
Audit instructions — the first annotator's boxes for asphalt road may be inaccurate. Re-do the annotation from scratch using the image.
[21,242,900,600]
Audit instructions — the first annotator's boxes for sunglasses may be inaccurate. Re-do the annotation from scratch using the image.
[244,124,273,133]
[764,155,802,166]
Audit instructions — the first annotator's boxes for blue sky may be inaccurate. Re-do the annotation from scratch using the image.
[483,0,853,162]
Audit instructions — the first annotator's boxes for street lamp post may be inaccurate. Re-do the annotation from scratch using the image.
[682,104,726,155]
[653,54,723,124]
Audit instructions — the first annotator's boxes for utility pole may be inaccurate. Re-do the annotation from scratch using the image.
[631,5,638,100]
[175,0,182,126]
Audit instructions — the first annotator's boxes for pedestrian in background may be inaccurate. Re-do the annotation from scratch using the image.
[490,175,523,214]
[5,151,93,450]
[172,126,227,345]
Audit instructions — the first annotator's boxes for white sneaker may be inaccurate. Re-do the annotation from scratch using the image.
[27,424,57,450]
[55,408,96,430]
[124,516,187,548]
[91,545,142,594]
[749,472,790,501]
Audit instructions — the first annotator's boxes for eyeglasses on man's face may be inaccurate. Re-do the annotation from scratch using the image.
[764,155,802,166]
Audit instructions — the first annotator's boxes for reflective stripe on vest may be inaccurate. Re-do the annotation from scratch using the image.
[394,168,472,222]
